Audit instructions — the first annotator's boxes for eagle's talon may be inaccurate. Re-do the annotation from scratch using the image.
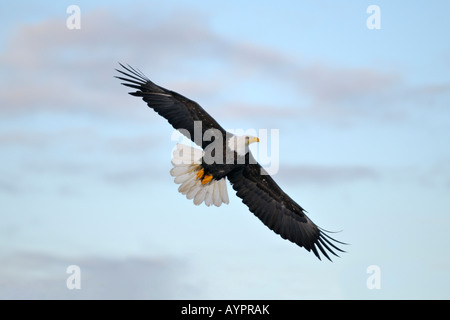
[201,174,213,185]
[196,168,204,180]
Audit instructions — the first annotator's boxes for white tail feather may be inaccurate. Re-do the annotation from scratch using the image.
[174,173,191,184]
[204,183,214,207]
[219,181,230,204]
[186,184,201,200]
[213,183,222,207]
[171,144,230,207]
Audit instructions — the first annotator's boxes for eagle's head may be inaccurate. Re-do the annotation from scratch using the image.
[228,135,259,156]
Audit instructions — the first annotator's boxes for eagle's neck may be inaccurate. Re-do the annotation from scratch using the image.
[227,135,249,157]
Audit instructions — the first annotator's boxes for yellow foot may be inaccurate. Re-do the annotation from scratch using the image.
[201,174,213,185]
[196,168,204,180]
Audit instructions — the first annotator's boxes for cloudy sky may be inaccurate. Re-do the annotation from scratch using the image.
[1,0,449,299]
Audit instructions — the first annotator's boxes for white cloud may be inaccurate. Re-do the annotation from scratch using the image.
[0,252,194,299]
[1,6,429,125]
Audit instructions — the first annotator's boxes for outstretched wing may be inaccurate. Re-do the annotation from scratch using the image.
[227,160,345,261]
[115,63,226,149]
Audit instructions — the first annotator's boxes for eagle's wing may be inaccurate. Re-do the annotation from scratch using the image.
[227,160,345,261]
[115,63,226,149]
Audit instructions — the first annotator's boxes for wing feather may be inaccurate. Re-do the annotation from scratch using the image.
[227,162,346,261]
[115,63,226,148]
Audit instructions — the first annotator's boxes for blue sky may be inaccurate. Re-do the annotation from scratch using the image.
[1,0,450,299]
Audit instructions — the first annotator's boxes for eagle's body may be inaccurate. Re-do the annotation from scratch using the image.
[200,136,246,180]
[116,64,345,261]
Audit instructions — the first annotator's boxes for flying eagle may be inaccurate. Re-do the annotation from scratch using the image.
[115,64,345,261]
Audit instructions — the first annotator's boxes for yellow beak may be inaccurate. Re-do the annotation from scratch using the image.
[249,137,260,144]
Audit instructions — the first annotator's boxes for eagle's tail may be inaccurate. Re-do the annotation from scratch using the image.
[170,144,229,207]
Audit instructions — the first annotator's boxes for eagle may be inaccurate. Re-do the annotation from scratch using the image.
[115,64,345,261]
